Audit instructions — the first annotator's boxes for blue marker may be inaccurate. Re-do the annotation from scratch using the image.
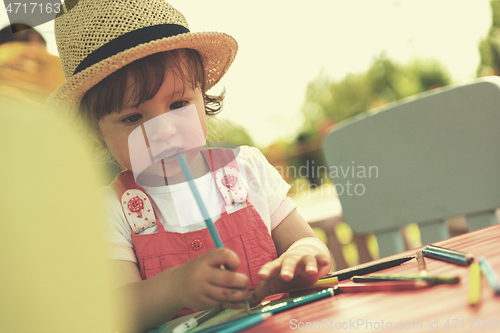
[177,154,223,248]
[422,247,473,266]
[192,289,334,333]
[479,258,500,296]
[177,154,250,311]
[260,288,335,315]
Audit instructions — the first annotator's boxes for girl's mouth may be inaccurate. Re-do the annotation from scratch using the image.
[155,147,182,161]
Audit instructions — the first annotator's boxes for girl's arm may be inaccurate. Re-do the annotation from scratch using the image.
[250,209,332,305]
[110,248,250,333]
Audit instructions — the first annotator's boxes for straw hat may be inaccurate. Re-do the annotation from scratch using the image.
[44,0,238,114]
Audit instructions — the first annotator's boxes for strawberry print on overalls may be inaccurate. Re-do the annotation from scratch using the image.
[120,189,156,234]
[216,167,248,206]
[111,148,278,319]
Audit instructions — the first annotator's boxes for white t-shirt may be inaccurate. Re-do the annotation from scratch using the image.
[101,146,296,263]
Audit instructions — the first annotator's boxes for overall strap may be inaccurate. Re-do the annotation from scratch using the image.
[110,170,163,233]
[201,148,239,173]
[110,149,241,233]
[201,148,248,214]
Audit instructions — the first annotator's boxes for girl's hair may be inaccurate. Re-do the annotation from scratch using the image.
[80,48,224,160]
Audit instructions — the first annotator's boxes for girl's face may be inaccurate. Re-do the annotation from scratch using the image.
[98,63,207,185]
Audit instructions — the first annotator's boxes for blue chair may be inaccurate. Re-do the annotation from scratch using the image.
[323,77,500,258]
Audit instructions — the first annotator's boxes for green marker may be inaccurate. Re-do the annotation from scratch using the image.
[352,274,460,285]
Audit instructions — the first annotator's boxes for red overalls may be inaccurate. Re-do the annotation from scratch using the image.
[111,148,277,318]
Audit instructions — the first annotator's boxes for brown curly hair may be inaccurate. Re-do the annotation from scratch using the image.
[80,48,224,159]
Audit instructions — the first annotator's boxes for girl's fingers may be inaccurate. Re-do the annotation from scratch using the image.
[208,266,249,290]
[206,248,241,272]
[280,256,299,281]
[257,259,282,280]
[187,280,250,310]
[302,254,319,275]
[315,253,330,266]
[259,254,325,281]
[204,284,250,304]
[249,280,271,306]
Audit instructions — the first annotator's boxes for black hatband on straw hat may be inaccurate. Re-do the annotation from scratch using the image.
[74,24,190,75]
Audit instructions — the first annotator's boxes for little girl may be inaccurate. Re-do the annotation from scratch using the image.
[45,1,331,332]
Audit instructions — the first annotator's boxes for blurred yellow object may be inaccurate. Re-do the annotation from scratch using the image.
[0,100,113,332]
[334,221,353,245]
[288,276,338,293]
[404,223,422,249]
[341,242,359,267]
[469,263,481,307]
[311,227,328,244]
[366,233,379,259]
[0,42,65,106]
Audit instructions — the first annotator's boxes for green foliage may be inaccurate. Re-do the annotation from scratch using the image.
[406,59,451,91]
[491,0,500,28]
[300,54,451,131]
[478,38,494,70]
[326,73,372,122]
[218,118,255,147]
[477,0,500,76]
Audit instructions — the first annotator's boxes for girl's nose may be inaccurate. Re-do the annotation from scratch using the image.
[143,112,177,142]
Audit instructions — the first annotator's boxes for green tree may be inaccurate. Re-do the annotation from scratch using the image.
[300,53,451,132]
[477,0,500,76]
[267,54,450,188]
[225,121,254,147]
[209,118,255,147]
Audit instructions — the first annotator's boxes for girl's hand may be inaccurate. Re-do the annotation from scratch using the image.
[173,248,251,310]
[250,238,330,306]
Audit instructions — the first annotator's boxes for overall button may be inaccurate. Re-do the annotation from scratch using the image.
[191,239,203,250]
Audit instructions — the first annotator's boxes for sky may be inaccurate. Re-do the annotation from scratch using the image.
[0,0,493,147]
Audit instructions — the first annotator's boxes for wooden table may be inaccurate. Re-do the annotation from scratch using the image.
[246,224,500,333]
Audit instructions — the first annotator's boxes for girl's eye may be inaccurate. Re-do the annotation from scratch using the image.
[123,114,143,123]
[170,100,189,110]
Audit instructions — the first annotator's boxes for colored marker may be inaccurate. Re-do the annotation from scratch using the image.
[322,256,414,281]
[177,155,223,248]
[260,288,335,315]
[195,313,271,333]
[288,276,339,293]
[425,245,473,265]
[469,262,481,306]
[177,155,250,312]
[172,307,224,333]
[416,250,428,275]
[335,280,431,294]
[352,274,460,285]
[426,244,474,259]
[479,258,500,296]
[422,247,473,266]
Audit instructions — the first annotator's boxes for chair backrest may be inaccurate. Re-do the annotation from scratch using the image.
[323,77,500,258]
